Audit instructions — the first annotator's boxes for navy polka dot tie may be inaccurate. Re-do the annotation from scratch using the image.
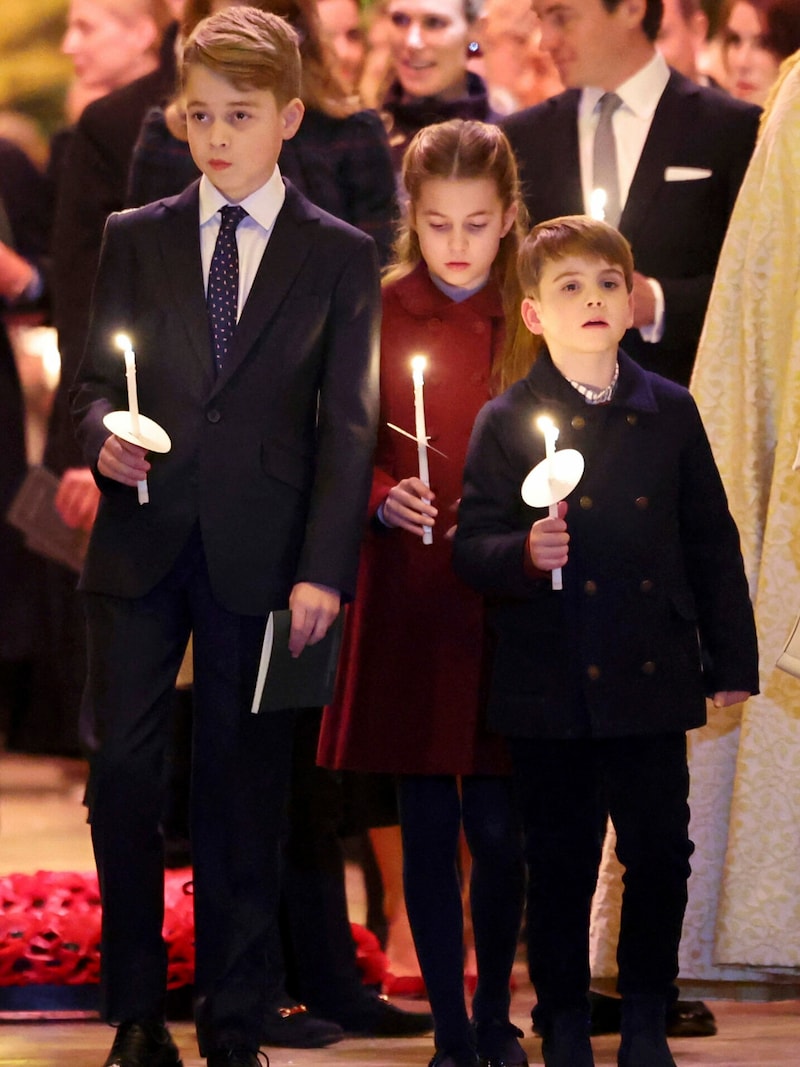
[207,204,247,373]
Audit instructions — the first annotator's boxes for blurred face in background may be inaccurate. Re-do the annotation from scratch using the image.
[62,0,160,97]
[318,0,366,93]
[723,0,780,104]
[656,0,708,81]
[387,0,472,101]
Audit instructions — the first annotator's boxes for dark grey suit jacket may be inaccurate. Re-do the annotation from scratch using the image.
[503,71,761,385]
[72,179,380,614]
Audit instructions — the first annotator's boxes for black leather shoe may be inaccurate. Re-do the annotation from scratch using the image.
[260,1002,343,1048]
[206,1048,267,1067]
[428,1050,478,1067]
[666,999,717,1037]
[540,1009,594,1067]
[333,992,434,1037]
[475,1019,528,1066]
[588,991,717,1038]
[102,1021,182,1067]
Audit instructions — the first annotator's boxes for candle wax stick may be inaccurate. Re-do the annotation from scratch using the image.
[119,340,148,505]
[548,501,563,590]
[412,359,433,546]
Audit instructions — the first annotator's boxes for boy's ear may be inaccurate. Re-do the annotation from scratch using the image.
[521,296,545,336]
[280,98,305,141]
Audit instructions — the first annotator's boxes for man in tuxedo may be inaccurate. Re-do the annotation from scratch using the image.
[71,10,380,1066]
[503,0,760,385]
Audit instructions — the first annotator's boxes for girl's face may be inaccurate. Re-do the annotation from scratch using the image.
[723,1,781,106]
[387,0,472,101]
[412,176,517,292]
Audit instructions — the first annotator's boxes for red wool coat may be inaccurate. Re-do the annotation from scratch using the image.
[318,263,512,776]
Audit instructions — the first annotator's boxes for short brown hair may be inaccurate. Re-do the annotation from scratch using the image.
[181,6,301,105]
[519,215,635,296]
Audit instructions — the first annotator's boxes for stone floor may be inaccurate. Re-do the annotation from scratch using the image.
[1,752,799,1066]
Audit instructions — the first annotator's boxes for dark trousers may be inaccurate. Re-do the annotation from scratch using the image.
[398,774,525,1055]
[279,708,372,1017]
[84,529,296,1053]
[511,734,692,1027]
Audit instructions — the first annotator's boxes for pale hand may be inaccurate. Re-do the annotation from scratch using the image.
[0,242,35,302]
[712,690,752,708]
[288,581,341,658]
[631,271,656,329]
[54,468,101,531]
[528,499,569,572]
[98,435,150,486]
[382,476,437,536]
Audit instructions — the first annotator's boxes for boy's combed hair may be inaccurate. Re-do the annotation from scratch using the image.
[518,215,635,296]
[181,6,302,106]
[386,118,532,393]
[181,0,356,118]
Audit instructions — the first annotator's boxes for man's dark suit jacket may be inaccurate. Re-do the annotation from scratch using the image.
[71,179,380,615]
[46,28,178,475]
[503,71,761,385]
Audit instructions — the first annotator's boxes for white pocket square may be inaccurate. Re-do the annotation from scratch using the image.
[664,166,712,181]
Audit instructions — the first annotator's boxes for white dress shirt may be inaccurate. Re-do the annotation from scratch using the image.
[578,52,671,342]
[199,166,286,319]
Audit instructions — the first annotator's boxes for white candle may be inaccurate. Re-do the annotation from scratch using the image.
[411,354,433,546]
[115,332,148,505]
[589,187,607,221]
[537,415,562,590]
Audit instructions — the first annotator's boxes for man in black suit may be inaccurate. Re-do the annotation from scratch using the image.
[71,11,380,1066]
[503,0,760,386]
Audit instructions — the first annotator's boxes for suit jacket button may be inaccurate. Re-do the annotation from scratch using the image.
[580,495,593,509]
[627,413,638,426]
[641,660,656,675]
[207,408,221,423]
[640,578,654,593]
[587,664,601,681]
[584,580,598,595]
[635,495,649,509]
[571,415,586,429]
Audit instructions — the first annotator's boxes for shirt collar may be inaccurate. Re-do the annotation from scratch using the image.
[579,51,670,122]
[198,166,286,229]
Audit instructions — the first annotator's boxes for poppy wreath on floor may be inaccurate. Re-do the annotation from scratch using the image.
[0,869,388,991]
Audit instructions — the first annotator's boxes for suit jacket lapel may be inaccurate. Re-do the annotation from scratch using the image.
[621,73,695,238]
[158,181,215,387]
[211,183,317,396]
[558,92,585,215]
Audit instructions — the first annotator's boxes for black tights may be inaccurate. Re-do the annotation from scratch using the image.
[398,774,525,1056]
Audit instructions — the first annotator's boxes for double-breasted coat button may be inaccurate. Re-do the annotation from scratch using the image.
[580,495,593,510]
[635,496,649,509]
[626,413,638,426]
[641,661,656,675]
[571,415,586,429]
[640,579,654,593]
[584,580,598,595]
[206,408,221,423]
[587,664,601,681]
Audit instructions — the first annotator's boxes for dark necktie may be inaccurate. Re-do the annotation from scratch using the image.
[207,204,247,373]
[593,92,623,228]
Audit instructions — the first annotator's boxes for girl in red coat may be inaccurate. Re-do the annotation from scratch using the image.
[319,119,532,1067]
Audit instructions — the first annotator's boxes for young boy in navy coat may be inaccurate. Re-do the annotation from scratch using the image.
[453,216,758,1067]
[70,9,379,1067]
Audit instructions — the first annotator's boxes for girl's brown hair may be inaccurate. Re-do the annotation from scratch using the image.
[386,118,533,393]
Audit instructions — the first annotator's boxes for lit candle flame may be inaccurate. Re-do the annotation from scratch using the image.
[589,188,607,221]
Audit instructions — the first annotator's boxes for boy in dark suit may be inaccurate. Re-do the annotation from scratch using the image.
[453,216,758,1067]
[71,9,380,1067]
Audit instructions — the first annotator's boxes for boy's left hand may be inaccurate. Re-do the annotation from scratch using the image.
[712,691,752,708]
[288,581,341,658]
